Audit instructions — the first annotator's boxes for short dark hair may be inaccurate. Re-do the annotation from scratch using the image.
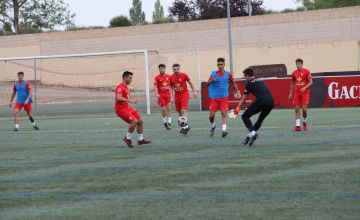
[158,64,166,68]
[172,63,180,68]
[217,58,225,63]
[243,68,254,77]
[295,58,303,64]
[18,71,24,75]
[122,71,133,79]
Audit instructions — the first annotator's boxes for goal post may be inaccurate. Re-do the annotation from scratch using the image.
[0,50,157,117]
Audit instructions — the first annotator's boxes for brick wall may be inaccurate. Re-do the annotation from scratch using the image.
[0,6,359,89]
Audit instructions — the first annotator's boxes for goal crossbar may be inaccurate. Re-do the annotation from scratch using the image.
[0,50,153,114]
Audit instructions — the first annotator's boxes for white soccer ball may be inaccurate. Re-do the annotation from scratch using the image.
[178,116,188,127]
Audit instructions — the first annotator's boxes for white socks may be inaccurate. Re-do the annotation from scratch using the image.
[211,123,216,128]
[303,118,307,123]
[296,119,301,127]
[222,124,227,132]
[163,117,172,123]
[15,124,19,129]
[249,130,256,137]
[127,132,144,141]
[137,133,144,141]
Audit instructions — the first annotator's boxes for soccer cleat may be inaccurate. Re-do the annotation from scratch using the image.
[303,122,308,131]
[164,123,169,130]
[122,137,134,148]
[242,136,250,145]
[138,139,151,145]
[167,123,172,130]
[180,128,185,134]
[292,126,302,132]
[183,126,190,135]
[13,128,19,132]
[221,131,228,138]
[210,125,216,137]
[33,125,39,130]
[248,133,258,146]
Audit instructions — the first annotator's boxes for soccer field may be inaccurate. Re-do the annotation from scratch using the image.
[1,108,360,220]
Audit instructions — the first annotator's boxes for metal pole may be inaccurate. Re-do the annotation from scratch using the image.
[196,45,202,111]
[227,0,234,76]
[144,50,151,115]
[33,59,37,113]
[358,40,360,71]
[248,0,252,16]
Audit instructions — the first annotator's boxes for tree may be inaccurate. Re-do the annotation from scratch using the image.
[129,0,146,25]
[294,0,360,10]
[109,15,132,27]
[168,0,197,21]
[153,0,165,23]
[169,0,265,22]
[0,0,75,34]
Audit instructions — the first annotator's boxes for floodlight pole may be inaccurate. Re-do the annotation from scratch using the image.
[226,0,234,75]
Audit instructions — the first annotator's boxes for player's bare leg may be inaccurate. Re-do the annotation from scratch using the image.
[220,110,228,137]
[136,118,151,145]
[293,106,302,132]
[27,111,39,130]
[302,105,308,131]
[13,109,20,132]
[123,120,137,148]
[166,104,172,129]
[161,106,169,130]
[209,111,216,137]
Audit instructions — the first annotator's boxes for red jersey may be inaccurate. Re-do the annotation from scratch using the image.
[115,83,130,110]
[170,73,190,97]
[208,71,234,82]
[292,68,312,93]
[154,73,171,97]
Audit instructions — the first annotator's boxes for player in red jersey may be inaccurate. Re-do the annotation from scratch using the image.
[115,71,151,148]
[170,63,197,134]
[154,64,173,130]
[9,71,39,132]
[288,58,313,132]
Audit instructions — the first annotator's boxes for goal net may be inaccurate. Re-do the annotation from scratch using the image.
[0,50,161,117]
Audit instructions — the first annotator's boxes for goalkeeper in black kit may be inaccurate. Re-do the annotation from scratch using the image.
[231,68,274,146]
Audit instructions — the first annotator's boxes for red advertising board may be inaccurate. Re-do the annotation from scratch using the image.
[201,75,360,110]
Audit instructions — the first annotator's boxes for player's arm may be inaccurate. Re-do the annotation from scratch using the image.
[9,86,16,107]
[234,94,248,114]
[206,75,216,86]
[170,86,174,102]
[300,73,313,93]
[187,80,197,98]
[288,76,295,99]
[24,83,32,104]
[154,79,160,98]
[229,74,241,98]
[116,94,137,104]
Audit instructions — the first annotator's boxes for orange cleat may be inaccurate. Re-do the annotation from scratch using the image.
[123,137,134,148]
[292,126,302,132]
[138,139,151,145]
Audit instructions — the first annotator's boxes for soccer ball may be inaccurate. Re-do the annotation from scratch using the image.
[178,116,188,127]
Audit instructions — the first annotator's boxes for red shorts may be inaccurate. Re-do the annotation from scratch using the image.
[175,94,189,112]
[15,102,32,113]
[158,95,171,107]
[116,107,141,124]
[293,92,310,106]
[209,98,229,112]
